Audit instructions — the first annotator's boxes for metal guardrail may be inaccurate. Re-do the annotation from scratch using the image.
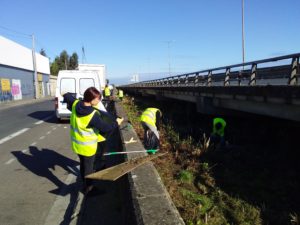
[122,53,300,88]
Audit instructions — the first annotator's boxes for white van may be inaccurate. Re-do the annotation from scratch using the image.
[55,70,106,120]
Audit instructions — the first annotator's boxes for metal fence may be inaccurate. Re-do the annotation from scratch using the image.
[122,53,300,88]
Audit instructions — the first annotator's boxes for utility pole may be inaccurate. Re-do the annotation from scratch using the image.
[82,46,86,64]
[242,0,245,68]
[31,34,38,99]
[65,57,68,70]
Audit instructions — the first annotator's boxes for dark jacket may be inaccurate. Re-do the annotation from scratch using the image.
[155,111,161,130]
[63,93,118,137]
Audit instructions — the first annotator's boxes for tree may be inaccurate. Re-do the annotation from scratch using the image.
[59,50,69,70]
[50,57,60,75]
[69,52,78,69]
[50,50,79,75]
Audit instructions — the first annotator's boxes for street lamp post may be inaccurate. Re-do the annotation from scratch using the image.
[164,40,174,76]
[167,41,171,76]
[242,0,245,66]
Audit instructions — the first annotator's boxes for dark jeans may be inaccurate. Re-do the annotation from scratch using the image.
[94,141,107,170]
[210,134,226,148]
[78,154,96,187]
[141,122,149,143]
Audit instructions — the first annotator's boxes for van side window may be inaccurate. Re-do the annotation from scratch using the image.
[61,78,75,94]
[79,78,95,95]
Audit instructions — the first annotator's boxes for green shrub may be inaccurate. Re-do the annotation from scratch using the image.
[178,170,194,184]
[181,188,213,215]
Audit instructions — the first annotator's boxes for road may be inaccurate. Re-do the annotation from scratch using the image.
[0,99,132,225]
[0,99,81,224]
[0,99,55,141]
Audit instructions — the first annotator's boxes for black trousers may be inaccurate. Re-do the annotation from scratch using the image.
[78,154,96,187]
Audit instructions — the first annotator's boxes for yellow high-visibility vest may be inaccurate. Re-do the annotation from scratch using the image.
[104,87,110,97]
[212,117,226,137]
[70,100,105,156]
[118,90,123,98]
[140,108,160,127]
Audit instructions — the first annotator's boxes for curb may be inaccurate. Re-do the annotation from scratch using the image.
[115,101,185,225]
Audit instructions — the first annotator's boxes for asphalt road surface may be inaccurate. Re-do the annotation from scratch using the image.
[0,99,130,225]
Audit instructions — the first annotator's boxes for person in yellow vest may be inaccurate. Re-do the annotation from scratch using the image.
[63,87,123,194]
[103,84,112,111]
[104,84,111,99]
[140,108,162,150]
[211,117,226,148]
[118,89,124,101]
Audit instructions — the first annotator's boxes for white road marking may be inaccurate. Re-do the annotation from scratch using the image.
[44,166,81,225]
[30,142,37,146]
[0,128,30,145]
[5,158,15,165]
[34,115,53,125]
[22,149,28,153]
[39,136,45,140]
[46,131,51,135]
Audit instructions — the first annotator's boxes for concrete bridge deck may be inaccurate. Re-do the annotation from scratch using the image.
[120,53,300,121]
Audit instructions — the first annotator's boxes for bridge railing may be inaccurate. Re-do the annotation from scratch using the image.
[122,53,300,88]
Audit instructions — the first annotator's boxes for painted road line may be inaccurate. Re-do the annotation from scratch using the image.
[39,136,45,140]
[0,128,30,145]
[30,142,37,146]
[5,158,15,165]
[44,165,81,225]
[34,115,53,125]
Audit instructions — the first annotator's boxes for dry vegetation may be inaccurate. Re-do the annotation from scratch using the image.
[121,96,299,225]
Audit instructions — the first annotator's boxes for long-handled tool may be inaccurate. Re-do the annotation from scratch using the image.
[103,149,158,156]
[86,152,166,181]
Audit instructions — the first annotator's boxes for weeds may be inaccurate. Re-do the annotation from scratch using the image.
[121,96,298,225]
[290,212,299,225]
[178,170,194,184]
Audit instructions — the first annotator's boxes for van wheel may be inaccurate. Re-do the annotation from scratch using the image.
[56,117,62,123]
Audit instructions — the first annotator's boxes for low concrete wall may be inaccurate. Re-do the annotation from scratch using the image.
[115,101,185,225]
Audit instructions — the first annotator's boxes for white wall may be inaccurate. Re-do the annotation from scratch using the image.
[0,35,50,74]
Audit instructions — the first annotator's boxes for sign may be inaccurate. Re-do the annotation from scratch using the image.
[38,73,43,81]
[1,79,11,91]
[12,79,22,100]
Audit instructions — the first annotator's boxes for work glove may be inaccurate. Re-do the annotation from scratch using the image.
[116,117,124,125]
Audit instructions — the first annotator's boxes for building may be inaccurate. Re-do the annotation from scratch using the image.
[0,35,50,103]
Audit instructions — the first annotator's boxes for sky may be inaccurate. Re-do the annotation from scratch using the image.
[0,0,299,84]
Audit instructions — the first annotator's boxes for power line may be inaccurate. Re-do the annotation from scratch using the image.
[0,25,31,38]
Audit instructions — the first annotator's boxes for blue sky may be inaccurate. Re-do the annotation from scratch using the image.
[1,0,299,84]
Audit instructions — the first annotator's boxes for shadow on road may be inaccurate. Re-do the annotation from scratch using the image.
[27,110,55,120]
[12,146,81,224]
[12,146,78,189]
[27,110,71,124]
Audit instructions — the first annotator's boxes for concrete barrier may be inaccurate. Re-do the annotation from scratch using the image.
[115,101,185,225]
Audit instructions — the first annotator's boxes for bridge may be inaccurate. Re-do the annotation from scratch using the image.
[120,53,300,122]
